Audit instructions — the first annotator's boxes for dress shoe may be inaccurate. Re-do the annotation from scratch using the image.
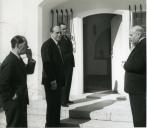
[67,100,74,104]
[61,103,69,107]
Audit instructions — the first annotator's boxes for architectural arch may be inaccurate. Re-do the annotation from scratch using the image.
[70,9,129,95]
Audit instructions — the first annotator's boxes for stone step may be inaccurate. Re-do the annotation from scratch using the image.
[69,98,133,122]
[69,99,116,119]
[86,90,116,99]
[61,118,89,127]
[90,99,133,122]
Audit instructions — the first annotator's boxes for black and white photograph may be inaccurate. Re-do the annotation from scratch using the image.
[0,0,146,127]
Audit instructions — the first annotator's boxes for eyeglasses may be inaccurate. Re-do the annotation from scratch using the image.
[56,32,61,34]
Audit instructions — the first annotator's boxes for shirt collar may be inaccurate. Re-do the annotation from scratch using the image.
[139,37,145,42]
[11,50,20,59]
[51,35,58,45]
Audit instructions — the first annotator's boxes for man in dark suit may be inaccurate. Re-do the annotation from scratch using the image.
[0,63,3,112]
[124,25,146,127]
[59,24,75,107]
[0,35,36,127]
[41,26,65,127]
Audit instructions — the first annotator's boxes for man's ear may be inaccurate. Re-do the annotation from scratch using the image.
[15,43,19,49]
[137,32,142,37]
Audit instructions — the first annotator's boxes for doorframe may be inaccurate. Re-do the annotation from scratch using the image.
[70,9,129,95]
[83,14,115,92]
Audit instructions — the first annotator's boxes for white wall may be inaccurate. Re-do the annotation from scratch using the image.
[0,0,44,100]
[111,15,122,93]
[41,0,145,96]
[0,0,145,99]
[111,13,130,94]
[70,17,83,95]
[71,10,130,95]
[55,0,146,15]
[0,0,24,62]
[22,0,42,100]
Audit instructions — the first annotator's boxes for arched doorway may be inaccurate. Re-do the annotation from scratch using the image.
[39,6,129,95]
[83,13,122,92]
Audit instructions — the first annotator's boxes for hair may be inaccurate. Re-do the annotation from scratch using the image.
[11,35,27,48]
[51,26,60,33]
[133,25,144,36]
[59,22,67,26]
[50,26,57,33]
[59,23,66,26]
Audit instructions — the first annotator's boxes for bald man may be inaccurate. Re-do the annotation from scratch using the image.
[41,26,65,127]
[124,25,146,127]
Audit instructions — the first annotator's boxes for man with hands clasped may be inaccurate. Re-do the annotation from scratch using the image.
[41,26,65,127]
[124,25,146,127]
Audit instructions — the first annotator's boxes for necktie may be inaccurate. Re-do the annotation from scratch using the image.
[57,43,64,63]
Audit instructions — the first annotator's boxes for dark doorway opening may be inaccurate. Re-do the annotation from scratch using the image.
[83,14,117,93]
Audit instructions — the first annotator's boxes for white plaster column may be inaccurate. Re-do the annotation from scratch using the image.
[23,0,44,100]
[70,17,84,96]
[111,15,123,93]
[111,11,130,95]
[119,11,130,94]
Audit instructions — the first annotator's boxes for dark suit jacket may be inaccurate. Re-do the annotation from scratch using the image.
[41,38,65,88]
[59,36,75,67]
[124,38,146,94]
[0,52,36,108]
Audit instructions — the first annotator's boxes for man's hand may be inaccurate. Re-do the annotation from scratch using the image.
[121,61,126,67]
[50,80,57,90]
[26,48,32,60]
[12,93,18,100]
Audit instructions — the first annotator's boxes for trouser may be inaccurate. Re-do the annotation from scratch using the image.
[4,99,27,128]
[44,85,61,127]
[129,93,146,127]
[61,67,73,104]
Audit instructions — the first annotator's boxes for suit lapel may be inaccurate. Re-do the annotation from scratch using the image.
[50,38,64,64]
[10,52,26,75]
[18,57,26,74]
